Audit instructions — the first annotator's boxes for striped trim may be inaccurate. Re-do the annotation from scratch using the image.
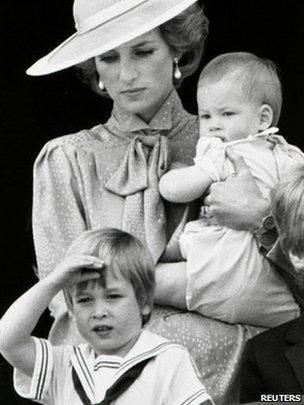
[94,359,121,370]
[180,388,210,405]
[73,346,94,398]
[34,339,49,400]
[95,362,120,371]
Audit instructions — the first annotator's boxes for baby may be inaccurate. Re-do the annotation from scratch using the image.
[0,228,213,405]
[159,52,303,327]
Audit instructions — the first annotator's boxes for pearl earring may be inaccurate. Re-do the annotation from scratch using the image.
[173,57,182,80]
[98,78,105,90]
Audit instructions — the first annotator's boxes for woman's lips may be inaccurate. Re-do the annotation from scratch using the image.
[121,88,145,96]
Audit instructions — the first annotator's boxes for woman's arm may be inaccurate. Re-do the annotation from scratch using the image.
[0,255,103,377]
[33,143,87,316]
[159,166,213,203]
[203,149,269,231]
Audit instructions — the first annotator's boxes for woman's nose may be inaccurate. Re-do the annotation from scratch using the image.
[118,58,138,83]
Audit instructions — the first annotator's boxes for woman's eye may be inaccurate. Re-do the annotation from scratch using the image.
[223,111,235,116]
[98,54,118,63]
[134,49,154,57]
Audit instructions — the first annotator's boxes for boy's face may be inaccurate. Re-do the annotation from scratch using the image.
[71,269,149,357]
[197,78,263,142]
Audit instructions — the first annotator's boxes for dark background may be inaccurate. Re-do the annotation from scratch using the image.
[1,1,304,403]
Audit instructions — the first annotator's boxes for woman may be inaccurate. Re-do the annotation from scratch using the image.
[29,0,272,403]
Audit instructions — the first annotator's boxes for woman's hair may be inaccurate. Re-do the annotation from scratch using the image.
[198,52,282,126]
[76,3,209,95]
[272,165,304,256]
[65,228,155,325]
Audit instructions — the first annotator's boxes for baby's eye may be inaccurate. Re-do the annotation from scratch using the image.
[223,111,235,116]
[106,294,122,300]
[200,114,210,120]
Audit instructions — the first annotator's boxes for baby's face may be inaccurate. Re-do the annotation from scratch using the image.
[71,269,146,357]
[197,78,262,142]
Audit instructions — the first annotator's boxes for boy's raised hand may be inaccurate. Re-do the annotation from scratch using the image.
[0,254,104,378]
[48,254,105,290]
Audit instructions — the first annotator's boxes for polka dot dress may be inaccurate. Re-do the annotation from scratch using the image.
[33,90,264,404]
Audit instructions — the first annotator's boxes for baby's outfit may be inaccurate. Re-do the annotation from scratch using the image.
[14,330,213,405]
[180,128,303,327]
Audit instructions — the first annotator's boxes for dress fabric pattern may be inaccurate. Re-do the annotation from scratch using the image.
[32,90,263,404]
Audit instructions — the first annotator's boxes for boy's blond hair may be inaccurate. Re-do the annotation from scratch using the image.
[198,52,282,125]
[272,165,304,256]
[65,228,155,325]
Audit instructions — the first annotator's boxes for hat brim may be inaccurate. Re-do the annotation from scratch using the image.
[27,0,198,76]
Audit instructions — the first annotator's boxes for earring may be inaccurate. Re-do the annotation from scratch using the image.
[98,77,105,90]
[173,57,182,80]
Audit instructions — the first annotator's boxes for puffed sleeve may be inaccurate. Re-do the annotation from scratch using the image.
[14,338,72,404]
[32,139,87,317]
[273,135,304,178]
[14,338,54,404]
[193,137,227,182]
[164,348,214,405]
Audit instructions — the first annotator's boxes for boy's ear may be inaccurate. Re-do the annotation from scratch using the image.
[289,251,304,271]
[64,289,75,315]
[259,104,273,131]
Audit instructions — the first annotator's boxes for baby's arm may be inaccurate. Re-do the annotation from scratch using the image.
[159,165,213,203]
[0,255,103,377]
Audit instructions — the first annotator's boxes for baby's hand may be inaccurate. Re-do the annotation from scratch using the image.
[47,254,105,290]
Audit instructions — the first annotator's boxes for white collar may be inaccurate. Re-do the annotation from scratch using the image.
[71,330,179,403]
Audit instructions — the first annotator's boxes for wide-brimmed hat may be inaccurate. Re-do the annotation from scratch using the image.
[27,0,198,76]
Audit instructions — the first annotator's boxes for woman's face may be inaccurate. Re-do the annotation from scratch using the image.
[95,29,175,122]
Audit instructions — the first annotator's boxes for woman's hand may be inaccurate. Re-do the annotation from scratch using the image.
[202,149,269,231]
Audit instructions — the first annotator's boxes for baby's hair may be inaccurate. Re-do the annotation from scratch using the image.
[198,52,282,125]
[272,165,304,256]
[65,228,155,325]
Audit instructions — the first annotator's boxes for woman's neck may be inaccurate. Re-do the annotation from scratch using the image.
[122,89,174,124]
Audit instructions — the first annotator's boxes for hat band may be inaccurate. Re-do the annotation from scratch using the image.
[76,0,148,34]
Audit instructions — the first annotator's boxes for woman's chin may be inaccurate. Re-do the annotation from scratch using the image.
[118,100,156,121]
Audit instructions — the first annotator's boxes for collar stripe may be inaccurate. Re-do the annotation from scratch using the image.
[94,360,121,368]
[180,388,209,405]
[73,346,94,395]
[95,364,120,371]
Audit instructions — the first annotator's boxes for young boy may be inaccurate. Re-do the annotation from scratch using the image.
[0,228,213,405]
[158,52,303,327]
[240,166,304,402]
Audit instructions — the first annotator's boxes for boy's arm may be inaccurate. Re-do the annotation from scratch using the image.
[159,165,213,203]
[0,255,103,377]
